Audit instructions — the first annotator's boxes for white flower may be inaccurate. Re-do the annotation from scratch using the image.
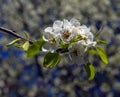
[42,18,97,55]
[42,27,60,52]
[67,41,85,65]
[60,19,79,43]
[77,26,96,47]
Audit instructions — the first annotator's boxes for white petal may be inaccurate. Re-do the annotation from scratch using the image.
[44,27,53,33]
[42,43,50,52]
[87,32,93,41]
[88,41,97,47]
[54,27,62,34]
[42,47,49,52]
[70,18,80,26]
[53,20,63,28]
[42,43,54,52]
[63,19,71,28]
[80,40,86,45]
[81,25,87,29]
[43,32,54,41]
[92,42,97,46]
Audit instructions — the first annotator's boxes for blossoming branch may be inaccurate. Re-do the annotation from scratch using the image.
[0,18,108,80]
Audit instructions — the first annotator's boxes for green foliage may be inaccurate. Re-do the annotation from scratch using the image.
[96,46,108,64]
[6,38,21,47]
[27,37,45,57]
[59,39,69,49]
[43,52,61,68]
[88,48,96,55]
[22,41,29,51]
[96,39,108,44]
[84,63,95,80]
[23,31,29,39]
[70,35,84,46]
[13,43,22,48]
[27,43,40,57]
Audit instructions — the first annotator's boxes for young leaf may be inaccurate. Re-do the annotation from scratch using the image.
[59,39,69,49]
[88,48,96,55]
[27,43,40,58]
[14,43,22,48]
[96,39,108,44]
[84,63,95,80]
[37,37,46,51]
[6,38,21,47]
[43,52,61,68]
[22,41,29,51]
[23,31,29,39]
[96,46,108,64]
[27,37,45,57]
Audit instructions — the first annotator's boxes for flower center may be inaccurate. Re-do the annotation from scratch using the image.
[63,30,71,39]
[72,48,79,56]
[77,35,87,40]
[77,35,83,40]
[50,37,56,44]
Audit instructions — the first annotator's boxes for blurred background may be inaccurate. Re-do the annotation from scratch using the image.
[0,0,120,97]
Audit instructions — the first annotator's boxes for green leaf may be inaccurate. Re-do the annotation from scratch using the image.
[96,39,108,44]
[36,37,46,51]
[84,63,95,80]
[59,39,69,49]
[22,41,29,51]
[96,46,108,64]
[27,37,45,57]
[70,35,83,45]
[43,52,61,68]
[26,43,39,57]
[6,38,21,47]
[88,48,96,55]
[14,43,22,48]
[23,31,29,38]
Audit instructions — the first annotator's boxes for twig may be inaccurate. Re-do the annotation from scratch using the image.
[0,27,44,78]
[0,27,33,44]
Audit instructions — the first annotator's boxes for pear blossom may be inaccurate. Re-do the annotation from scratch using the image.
[77,26,96,47]
[60,19,77,43]
[42,27,60,52]
[68,41,85,65]
[42,18,97,64]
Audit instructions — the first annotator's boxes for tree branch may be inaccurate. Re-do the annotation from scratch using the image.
[0,27,44,78]
[0,27,33,44]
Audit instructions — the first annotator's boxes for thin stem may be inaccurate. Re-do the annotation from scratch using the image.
[0,27,33,44]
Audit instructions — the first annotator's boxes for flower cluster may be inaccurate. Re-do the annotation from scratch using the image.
[3,17,108,80]
[42,18,97,65]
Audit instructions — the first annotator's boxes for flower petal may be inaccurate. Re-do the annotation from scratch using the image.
[53,20,63,28]
[63,19,71,28]
[43,32,54,41]
[70,18,80,26]
[87,32,94,41]
[42,43,55,52]
[87,41,97,47]
[44,27,53,33]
